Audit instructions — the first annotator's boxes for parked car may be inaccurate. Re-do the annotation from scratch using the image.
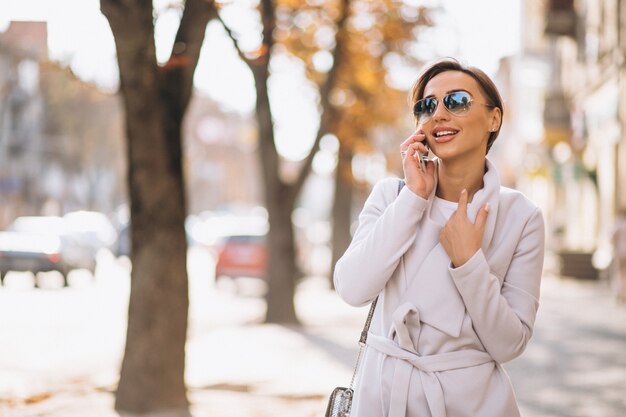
[214,233,267,280]
[3,216,98,286]
[0,230,91,286]
[63,210,118,256]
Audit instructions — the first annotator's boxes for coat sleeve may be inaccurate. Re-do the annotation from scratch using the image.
[334,179,429,307]
[449,207,545,363]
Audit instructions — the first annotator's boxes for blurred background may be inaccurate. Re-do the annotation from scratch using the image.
[0,0,625,416]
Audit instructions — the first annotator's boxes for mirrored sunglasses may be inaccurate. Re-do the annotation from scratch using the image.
[413,90,494,123]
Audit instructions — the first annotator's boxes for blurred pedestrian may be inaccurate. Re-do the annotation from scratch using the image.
[612,208,626,303]
[333,58,545,417]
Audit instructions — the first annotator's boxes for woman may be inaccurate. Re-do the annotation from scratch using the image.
[334,58,545,417]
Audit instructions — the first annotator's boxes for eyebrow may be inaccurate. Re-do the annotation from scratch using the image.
[423,89,469,99]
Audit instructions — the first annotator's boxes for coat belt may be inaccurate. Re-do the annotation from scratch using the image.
[366,302,493,417]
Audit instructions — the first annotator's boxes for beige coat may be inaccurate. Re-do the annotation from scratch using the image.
[334,159,545,417]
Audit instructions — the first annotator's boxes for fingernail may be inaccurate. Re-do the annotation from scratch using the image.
[485,203,490,212]
[462,188,467,194]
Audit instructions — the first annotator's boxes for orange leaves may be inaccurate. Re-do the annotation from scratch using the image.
[275,0,430,150]
[230,0,433,179]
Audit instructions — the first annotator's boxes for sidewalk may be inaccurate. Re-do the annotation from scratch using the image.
[506,274,626,417]
[2,271,626,417]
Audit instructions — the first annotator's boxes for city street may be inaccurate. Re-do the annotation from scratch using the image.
[2,2,626,417]
[0,250,625,417]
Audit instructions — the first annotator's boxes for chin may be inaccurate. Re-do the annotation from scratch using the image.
[434,149,476,164]
[430,147,458,161]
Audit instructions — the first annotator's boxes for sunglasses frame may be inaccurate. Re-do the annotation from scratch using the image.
[413,90,495,122]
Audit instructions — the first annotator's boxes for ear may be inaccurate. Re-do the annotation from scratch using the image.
[489,107,502,132]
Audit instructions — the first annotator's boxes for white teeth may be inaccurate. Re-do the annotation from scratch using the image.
[435,130,457,137]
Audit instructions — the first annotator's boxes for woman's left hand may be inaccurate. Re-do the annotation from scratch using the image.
[440,189,490,268]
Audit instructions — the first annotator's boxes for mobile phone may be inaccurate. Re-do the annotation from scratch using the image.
[417,140,429,171]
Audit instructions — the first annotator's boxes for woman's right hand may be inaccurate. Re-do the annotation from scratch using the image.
[400,130,436,199]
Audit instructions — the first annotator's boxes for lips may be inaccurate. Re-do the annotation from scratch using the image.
[431,127,460,143]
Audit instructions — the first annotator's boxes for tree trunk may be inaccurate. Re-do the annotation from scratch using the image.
[265,191,299,323]
[252,66,300,324]
[112,46,190,415]
[116,106,190,413]
[330,142,354,288]
[101,0,215,413]
[218,0,351,324]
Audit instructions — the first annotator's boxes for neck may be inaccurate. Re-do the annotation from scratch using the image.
[436,157,486,203]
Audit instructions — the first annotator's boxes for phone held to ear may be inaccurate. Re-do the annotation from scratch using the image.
[417,140,429,171]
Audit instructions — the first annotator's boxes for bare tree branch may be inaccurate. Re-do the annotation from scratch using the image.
[292,0,351,194]
[215,11,252,68]
[258,0,275,67]
[160,0,217,114]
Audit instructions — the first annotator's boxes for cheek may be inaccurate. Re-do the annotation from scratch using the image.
[465,118,491,138]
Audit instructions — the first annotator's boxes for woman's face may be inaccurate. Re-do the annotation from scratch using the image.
[418,70,501,164]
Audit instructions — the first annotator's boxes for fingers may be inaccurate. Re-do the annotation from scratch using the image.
[441,200,489,267]
[410,141,429,155]
[400,137,412,153]
[457,188,469,215]
[475,203,490,230]
[454,192,490,229]
[400,130,427,153]
[404,140,428,167]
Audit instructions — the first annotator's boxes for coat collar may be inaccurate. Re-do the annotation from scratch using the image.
[423,157,500,253]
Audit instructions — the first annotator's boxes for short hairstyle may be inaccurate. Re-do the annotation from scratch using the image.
[409,58,504,153]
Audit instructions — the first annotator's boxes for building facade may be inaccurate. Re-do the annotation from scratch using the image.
[498,0,626,280]
[494,0,626,278]
[0,21,127,226]
[544,0,626,276]
[0,22,48,226]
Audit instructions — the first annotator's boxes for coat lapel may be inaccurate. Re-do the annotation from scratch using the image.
[403,234,465,338]
[467,159,500,252]
[399,158,501,338]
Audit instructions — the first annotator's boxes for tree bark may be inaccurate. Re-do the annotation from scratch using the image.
[264,186,299,323]
[250,60,300,323]
[330,142,354,287]
[100,0,215,413]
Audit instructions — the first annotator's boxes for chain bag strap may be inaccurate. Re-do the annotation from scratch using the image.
[323,297,378,417]
[324,179,405,417]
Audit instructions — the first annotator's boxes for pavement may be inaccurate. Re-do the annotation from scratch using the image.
[1,250,626,417]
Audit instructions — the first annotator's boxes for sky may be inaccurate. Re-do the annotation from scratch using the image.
[0,0,521,160]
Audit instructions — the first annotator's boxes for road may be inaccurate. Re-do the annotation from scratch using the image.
[0,250,625,417]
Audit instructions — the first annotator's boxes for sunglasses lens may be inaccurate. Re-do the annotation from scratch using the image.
[414,92,475,121]
[413,98,437,120]
[444,92,471,114]
[423,98,437,114]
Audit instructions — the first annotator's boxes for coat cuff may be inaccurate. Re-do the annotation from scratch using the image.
[448,249,489,282]
[396,184,429,214]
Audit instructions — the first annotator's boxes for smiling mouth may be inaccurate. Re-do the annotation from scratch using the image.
[433,130,459,142]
